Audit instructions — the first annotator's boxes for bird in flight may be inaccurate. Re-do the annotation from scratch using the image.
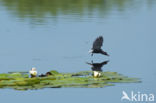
[89,36,109,56]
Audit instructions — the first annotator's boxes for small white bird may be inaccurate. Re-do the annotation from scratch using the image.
[29,67,37,78]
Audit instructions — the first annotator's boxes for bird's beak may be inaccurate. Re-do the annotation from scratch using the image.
[88,50,93,56]
[88,49,93,53]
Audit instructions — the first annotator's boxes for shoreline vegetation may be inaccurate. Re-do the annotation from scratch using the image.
[0,0,154,24]
[0,70,140,91]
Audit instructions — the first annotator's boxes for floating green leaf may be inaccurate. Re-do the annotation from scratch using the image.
[0,70,140,90]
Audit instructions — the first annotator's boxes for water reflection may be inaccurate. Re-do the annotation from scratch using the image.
[0,0,155,24]
[86,60,109,77]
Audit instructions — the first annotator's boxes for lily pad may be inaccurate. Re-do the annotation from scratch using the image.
[0,70,140,90]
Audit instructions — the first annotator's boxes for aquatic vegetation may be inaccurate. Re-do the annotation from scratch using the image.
[0,70,140,91]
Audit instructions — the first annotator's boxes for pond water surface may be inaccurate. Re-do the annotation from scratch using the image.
[0,0,156,103]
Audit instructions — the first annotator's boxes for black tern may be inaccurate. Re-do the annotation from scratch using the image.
[89,36,109,56]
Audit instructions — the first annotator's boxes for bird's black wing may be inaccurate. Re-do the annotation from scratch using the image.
[92,36,103,50]
[86,62,92,66]
[100,60,109,66]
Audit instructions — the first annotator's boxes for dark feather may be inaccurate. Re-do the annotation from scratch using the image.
[86,60,109,71]
[92,36,103,50]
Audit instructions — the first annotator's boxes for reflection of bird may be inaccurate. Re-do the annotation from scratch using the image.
[121,91,131,101]
[86,60,109,71]
[89,36,109,56]
[86,60,109,77]
[29,67,37,78]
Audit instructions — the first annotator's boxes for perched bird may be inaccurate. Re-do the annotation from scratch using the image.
[89,36,109,56]
[86,60,109,77]
[29,67,37,78]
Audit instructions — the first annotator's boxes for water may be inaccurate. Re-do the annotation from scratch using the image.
[0,0,156,102]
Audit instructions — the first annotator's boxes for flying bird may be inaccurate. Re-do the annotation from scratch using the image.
[89,36,109,56]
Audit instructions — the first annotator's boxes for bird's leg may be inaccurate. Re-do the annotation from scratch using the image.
[91,53,93,56]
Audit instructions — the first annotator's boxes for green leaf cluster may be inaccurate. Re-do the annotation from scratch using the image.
[0,71,140,91]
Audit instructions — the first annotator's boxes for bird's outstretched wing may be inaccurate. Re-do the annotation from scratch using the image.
[92,36,103,50]
[101,60,109,66]
[86,62,92,66]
